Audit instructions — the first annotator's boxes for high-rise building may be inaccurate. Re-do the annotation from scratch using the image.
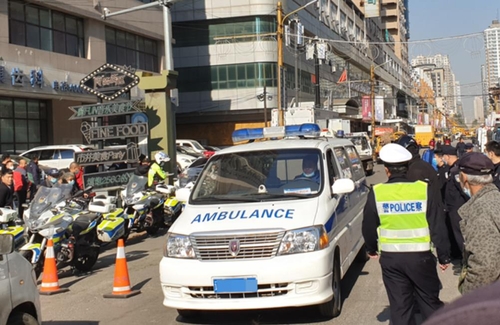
[380,0,410,82]
[411,54,457,114]
[474,96,485,122]
[481,64,490,115]
[484,20,500,90]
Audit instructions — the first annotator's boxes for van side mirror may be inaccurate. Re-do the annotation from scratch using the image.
[0,234,14,255]
[331,178,355,195]
[176,188,191,203]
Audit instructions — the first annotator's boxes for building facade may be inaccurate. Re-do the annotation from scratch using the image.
[474,96,485,123]
[485,20,500,90]
[171,0,415,146]
[0,0,164,153]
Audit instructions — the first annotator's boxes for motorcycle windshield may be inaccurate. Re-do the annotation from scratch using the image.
[125,175,148,200]
[29,184,73,220]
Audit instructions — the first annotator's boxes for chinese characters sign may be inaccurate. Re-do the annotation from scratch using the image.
[74,143,140,166]
[68,100,143,120]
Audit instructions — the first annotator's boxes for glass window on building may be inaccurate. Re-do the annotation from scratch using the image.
[105,27,159,72]
[173,16,276,47]
[8,0,85,57]
[176,63,277,92]
[0,97,48,153]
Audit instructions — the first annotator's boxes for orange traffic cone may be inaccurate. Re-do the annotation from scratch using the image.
[103,238,141,299]
[39,238,69,295]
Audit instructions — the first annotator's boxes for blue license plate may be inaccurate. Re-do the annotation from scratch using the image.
[213,278,258,293]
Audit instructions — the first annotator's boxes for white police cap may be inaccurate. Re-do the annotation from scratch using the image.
[379,143,412,164]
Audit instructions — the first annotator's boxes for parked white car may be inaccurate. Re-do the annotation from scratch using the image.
[21,144,93,170]
[176,139,207,156]
[0,234,42,325]
[176,152,198,172]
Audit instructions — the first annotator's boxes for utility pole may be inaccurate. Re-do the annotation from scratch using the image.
[370,64,376,161]
[314,39,321,109]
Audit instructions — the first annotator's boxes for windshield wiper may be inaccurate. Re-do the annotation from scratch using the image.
[193,195,261,202]
[241,193,313,199]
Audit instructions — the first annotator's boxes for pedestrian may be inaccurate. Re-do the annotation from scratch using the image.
[134,157,151,177]
[422,280,500,325]
[1,153,11,173]
[464,142,474,154]
[362,143,450,325]
[485,141,500,190]
[487,127,493,142]
[69,162,84,190]
[456,137,466,158]
[455,152,500,294]
[41,168,60,188]
[441,145,468,259]
[0,169,14,208]
[421,139,438,171]
[477,124,487,153]
[26,155,42,196]
[13,159,29,217]
[433,148,450,200]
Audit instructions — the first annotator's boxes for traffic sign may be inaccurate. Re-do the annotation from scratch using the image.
[74,142,141,166]
[80,63,140,101]
[68,100,144,120]
[81,121,148,144]
[131,112,148,124]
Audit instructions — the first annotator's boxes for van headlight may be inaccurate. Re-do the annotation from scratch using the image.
[164,233,196,259]
[277,226,329,255]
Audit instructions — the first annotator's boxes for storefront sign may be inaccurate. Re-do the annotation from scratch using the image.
[80,63,140,101]
[29,69,43,88]
[80,121,148,144]
[69,100,143,120]
[74,142,140,166]
[83,168,135,190]
[11,68,24,86]
[52,81,87,93]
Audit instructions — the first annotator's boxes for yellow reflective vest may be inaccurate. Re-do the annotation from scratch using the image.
[148,162,167,187]
[373,180,431,253]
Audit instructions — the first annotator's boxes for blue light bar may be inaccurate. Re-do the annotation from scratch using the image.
[232,127,264,142]
[232,123,321,142]
[285,123,321,137]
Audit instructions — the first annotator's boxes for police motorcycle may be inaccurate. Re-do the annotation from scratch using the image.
[156,181,182,227]
[0,207,25,249]
[20,184,102,278]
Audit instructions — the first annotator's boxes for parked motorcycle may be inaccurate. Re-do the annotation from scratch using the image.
[20,184,102,278]
[0,207,25,249]
[156,184,182,227]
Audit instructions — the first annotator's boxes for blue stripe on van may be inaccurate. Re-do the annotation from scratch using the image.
[325,195,348,232]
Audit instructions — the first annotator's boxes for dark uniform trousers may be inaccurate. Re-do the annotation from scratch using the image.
[380,251,444,325]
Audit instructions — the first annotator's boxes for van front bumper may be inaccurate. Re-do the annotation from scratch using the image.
[159,248,334,311]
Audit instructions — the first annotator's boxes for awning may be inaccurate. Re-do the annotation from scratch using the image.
[332,98,360,116]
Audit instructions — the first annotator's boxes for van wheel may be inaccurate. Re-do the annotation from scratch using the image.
[7,312,39,325]
[177,309,199,319]
[318,256,342,318]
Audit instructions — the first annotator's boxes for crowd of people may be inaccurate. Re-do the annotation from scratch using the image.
[0,153,85,217]
[362,136,500,325]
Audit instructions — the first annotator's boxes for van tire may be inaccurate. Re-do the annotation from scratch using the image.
[177,309,199,319]
[318,255,342,318]
[7,312,39,325]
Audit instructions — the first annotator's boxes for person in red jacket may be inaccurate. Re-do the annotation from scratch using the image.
[13,159,30,217]
[69,162,84,190]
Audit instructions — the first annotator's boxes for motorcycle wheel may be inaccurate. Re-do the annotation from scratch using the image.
[21,251,43,280]
[73,247,99,272]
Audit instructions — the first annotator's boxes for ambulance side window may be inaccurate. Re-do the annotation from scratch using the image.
[334,147,353,179]
[326,149,340,187]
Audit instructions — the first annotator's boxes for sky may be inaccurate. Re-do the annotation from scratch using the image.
[408,0,499,123]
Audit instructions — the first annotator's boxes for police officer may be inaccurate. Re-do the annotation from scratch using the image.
[464,142,474,154]
[441,145,468,257]
[396,135,441,201]
[434,148,450,200]
[485,141,500,190]
[362,143,450,325]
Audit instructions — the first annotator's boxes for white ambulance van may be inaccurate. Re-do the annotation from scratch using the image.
[160,124,369,319]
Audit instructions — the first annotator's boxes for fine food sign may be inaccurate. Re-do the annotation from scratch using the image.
[68,100,144,120]
[81,121,148,144]
[74,143,141,166]
[83,168,135,190]
[80,63,140,101]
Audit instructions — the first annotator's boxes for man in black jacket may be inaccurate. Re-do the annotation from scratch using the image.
[0,170,14,208]
[434,148,450,200]
[456,137,466,158]
[485,141,500,190]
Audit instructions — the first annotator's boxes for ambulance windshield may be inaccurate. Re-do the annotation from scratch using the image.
[191,149,323,203]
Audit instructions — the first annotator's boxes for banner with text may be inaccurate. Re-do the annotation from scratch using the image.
[362,96,372,121]
[83,168,135,190]
[374,95,384,122]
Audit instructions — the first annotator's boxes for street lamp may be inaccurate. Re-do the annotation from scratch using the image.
[277,0,319,126]
[370,60,392,161]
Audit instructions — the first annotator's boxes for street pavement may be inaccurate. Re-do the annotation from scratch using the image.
[40,164,461,325]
